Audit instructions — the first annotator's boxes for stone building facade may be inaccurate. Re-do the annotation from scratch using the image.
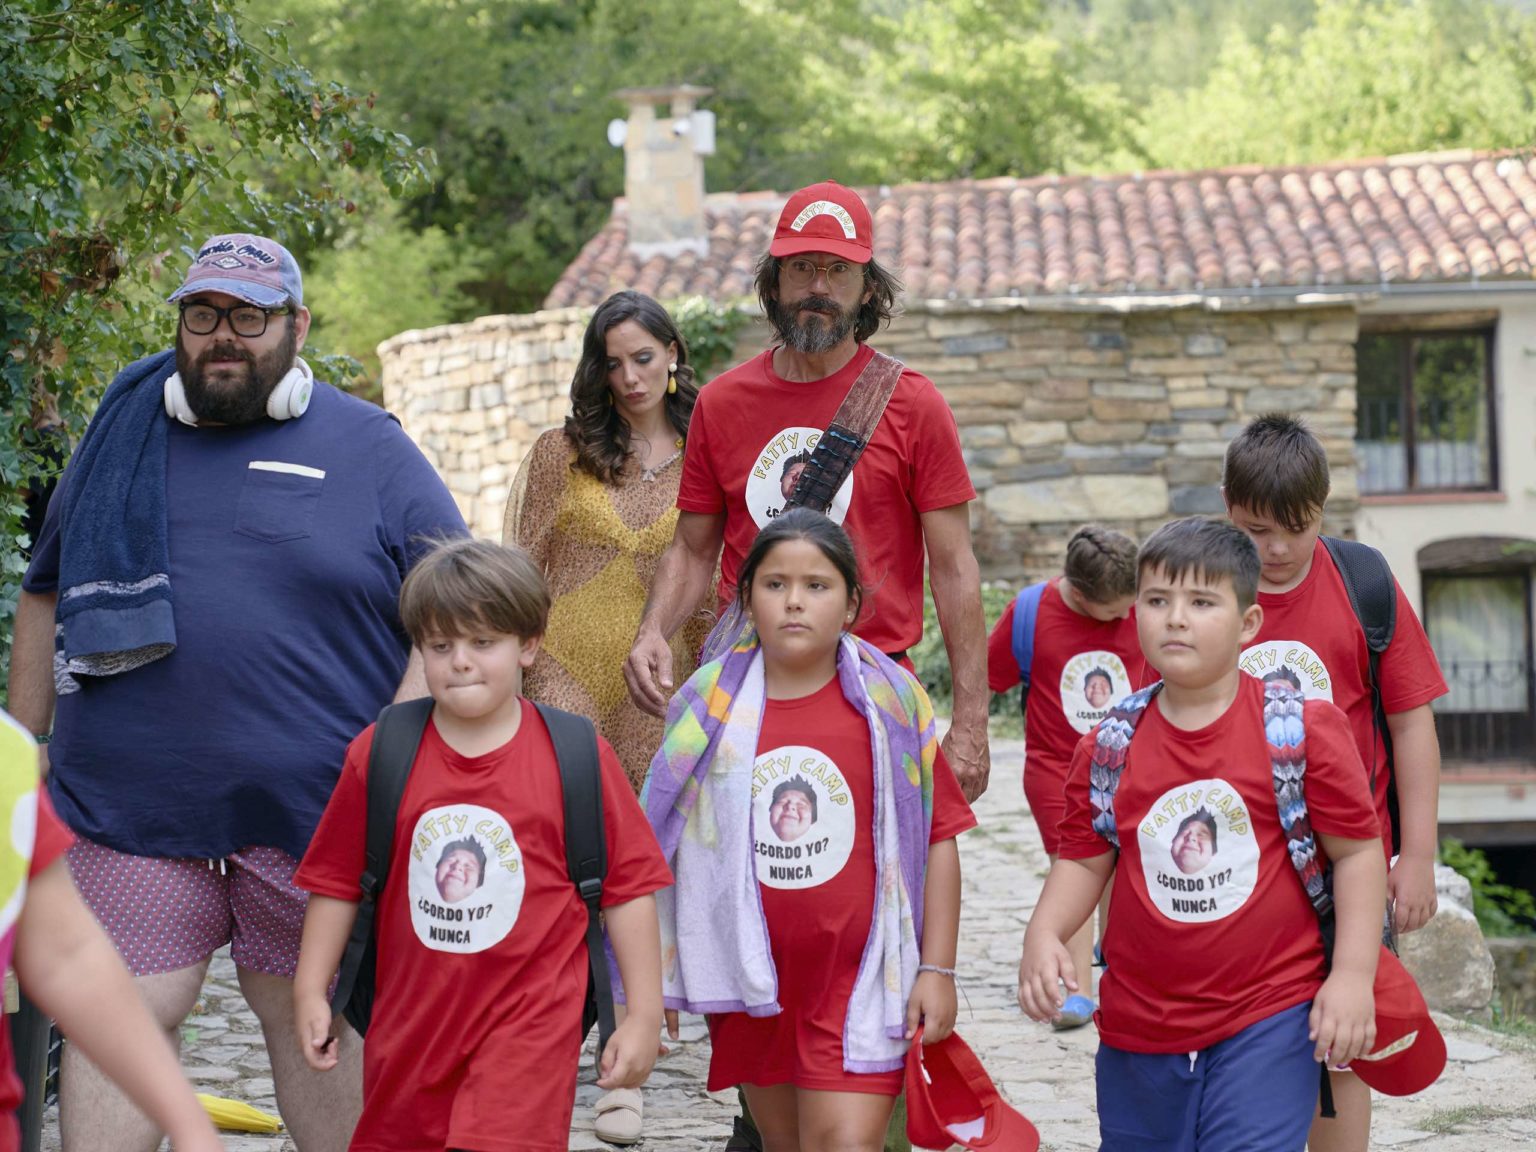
[380,299,1358,581]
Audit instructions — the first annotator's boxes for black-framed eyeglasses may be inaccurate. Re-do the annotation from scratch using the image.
[179,301,290,338]
[780,257,862,290]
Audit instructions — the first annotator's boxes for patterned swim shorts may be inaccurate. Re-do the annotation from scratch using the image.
[68,838,309,977]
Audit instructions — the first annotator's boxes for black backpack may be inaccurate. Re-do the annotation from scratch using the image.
[1320,535,1401,855]
[328,697,615,1057]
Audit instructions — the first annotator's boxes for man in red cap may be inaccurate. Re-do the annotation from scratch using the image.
[626,180,987,793]
[625,180,987,1152]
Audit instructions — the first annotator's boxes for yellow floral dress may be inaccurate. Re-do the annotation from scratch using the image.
[505,429,712,793]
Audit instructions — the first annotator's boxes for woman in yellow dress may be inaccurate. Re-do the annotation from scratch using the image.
[505,290,712,794]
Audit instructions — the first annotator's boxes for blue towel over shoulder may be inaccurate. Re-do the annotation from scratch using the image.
[55,350,178,688]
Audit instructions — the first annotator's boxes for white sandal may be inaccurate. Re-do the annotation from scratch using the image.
[594,1087,644,1146]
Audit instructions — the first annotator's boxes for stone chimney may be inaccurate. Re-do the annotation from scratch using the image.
[611,85,714,259]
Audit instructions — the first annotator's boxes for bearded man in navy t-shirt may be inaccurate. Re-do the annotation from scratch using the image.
[9,233,465,1152]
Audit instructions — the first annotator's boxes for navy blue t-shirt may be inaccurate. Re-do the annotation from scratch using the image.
[24,381,466,860]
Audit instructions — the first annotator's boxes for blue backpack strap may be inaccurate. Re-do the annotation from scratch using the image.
[1087,682,1162,849]
[1009,581,1048,684]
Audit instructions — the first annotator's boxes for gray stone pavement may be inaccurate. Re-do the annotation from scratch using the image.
[40,733,1536,1149]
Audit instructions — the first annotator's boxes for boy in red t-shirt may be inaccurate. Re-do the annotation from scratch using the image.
[0,713,220,1152]
[987,524,1143,1028]
[1019,518,1387,1152]
[1223,413,1447,1152]
[293,540,670,1152]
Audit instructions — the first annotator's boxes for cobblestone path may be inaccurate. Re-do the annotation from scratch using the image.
[40,734,1536,1149]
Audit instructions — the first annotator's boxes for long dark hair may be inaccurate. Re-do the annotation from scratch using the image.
[564,291,698,483]
[736,508,863,623]
[753,253,902,345]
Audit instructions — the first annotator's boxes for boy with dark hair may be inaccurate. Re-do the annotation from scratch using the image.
[1020,517,1387,1152]
[1223,412,1447,1152]
[292,538,671,1151]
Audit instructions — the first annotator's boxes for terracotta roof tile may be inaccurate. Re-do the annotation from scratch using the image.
[544,149,1536,308]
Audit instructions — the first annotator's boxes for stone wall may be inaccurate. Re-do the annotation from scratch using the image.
[381,310,591,540]
[380,301,1361,570]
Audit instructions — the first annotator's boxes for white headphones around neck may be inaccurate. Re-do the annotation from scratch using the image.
[163,357,314,426]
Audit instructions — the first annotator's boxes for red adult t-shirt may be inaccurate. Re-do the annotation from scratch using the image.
[1241,539,1447,846]
[678,345,976,656]
[987,580,1145,851]
[296,705,672,1152]
[0,789,73,1152]
[708,679,976,1093]
[1057,675,1380,1054]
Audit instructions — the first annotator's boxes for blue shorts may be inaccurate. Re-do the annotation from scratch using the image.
[1096,1001,1319,1152]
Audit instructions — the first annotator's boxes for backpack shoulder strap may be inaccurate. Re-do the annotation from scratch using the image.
[362,696,435,899]
[1010,581,1049,685]
[1320,534,1400,848]
[1320,536,1396,655]
[534,702,615,1057]
[787,352,904,513]
[1088,682,1162,850]
[330,695,434,1033]
[1263,678,1342,1117]
[1264,681,1334,929]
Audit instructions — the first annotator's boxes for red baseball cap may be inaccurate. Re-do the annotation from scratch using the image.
[906,1027,1039,1151]
[769,180,874,264]
[1344,946,1446,1096]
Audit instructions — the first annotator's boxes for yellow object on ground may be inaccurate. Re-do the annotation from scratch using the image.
[197,1093,283,1133]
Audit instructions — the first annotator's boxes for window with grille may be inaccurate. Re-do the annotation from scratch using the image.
[1424,572,1532,763]
[1356,328,1496,494]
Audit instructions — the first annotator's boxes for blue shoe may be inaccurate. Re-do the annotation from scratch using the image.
[1053,994,1096,1031]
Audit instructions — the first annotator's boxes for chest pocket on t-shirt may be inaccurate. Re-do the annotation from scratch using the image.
[235,461,326,543]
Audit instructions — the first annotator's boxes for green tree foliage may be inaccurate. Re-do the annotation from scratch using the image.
[1440,838,1536,937]
[1137,0,1536,168]
[304,205,484,397]
[273,0,887,319]
[0,0,431,699]
[1052,0,1316,99]
[863,0,1138,179]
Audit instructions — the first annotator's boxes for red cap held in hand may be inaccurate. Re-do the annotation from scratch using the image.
[905,1026,1039,1151]
[1345,945,1446,1097]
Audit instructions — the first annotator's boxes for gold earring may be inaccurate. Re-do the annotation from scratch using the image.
[667,363,678,394]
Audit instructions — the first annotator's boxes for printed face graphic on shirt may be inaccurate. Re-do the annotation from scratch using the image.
[747,428,853,527]
[1238,641,1334,702]
[435,844,484,904]
[1137,779,1259,923]
[751,746,855,889]
[408,804,524,953]
[1170,812,1217,875]
[1059,651,1132,733]
[769,783,816,842]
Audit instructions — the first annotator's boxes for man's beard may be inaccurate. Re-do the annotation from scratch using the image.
[768,292,858,354]
[175,322,297,424]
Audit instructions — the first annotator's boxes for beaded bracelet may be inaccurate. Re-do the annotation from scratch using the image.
[917,963,956,978]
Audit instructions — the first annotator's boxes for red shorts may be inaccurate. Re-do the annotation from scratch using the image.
[68,838,308,977]
[1023,762,1068,857]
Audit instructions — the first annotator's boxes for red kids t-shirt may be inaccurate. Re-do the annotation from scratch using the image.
[1240,538,1447,847]
[296,705,672,1152]
[678,345,976,656]
[0,786,73,1152]
[707,678,977,1094]
[1057,675,1380,1054]
[987,580,1146,854]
